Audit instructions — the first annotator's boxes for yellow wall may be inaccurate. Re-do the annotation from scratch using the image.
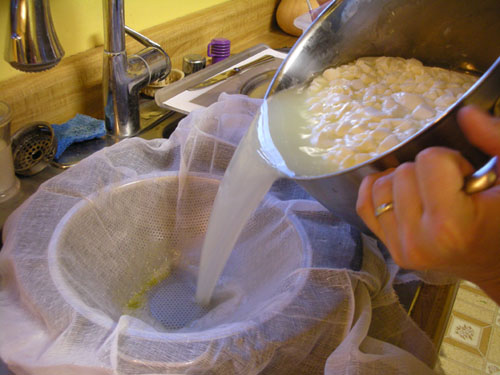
[0,0,227,81]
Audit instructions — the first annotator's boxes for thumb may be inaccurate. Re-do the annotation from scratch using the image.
[458,105,500,157]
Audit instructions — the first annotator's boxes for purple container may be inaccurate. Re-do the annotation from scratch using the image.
[207,38,231,64]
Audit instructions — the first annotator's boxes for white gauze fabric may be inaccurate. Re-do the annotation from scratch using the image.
[0,93,442,374]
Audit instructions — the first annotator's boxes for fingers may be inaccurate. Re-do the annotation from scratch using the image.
[358,148,474,227]
[392,163,422,232]
[415,147,474,216]
[355,107,500,278]
[356,169,393,240]
[371,172,401,250]
[458,105,500,157]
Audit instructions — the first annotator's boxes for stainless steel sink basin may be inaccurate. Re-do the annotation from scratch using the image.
[0,97,186,236]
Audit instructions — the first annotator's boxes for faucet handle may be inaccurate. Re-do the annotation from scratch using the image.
[124,26,170,80]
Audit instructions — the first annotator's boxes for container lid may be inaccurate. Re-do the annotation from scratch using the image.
[183,54,207,75]
[209,38,230,45]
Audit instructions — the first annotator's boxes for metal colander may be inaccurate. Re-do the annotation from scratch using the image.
[11,122,57,176]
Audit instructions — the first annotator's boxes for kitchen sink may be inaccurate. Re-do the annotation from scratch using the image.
[0,97,185,235]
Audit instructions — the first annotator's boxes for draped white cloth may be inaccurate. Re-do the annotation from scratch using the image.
[0,94,444,374]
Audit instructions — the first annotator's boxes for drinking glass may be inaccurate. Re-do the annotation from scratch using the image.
[0,101,20,203]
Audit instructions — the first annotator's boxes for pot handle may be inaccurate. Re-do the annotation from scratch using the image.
[464,156,498,194]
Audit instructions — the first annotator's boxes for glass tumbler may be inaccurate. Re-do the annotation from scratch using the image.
[0,101,20,203]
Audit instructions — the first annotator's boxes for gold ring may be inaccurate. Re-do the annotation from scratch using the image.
[374,202,394,217]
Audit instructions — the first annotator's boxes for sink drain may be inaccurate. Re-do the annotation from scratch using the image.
[11,122,56,176]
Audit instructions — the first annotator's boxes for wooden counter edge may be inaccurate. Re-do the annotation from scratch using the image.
[409,282,458,363]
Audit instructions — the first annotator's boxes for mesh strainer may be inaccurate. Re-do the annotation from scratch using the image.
[0,94,439,374]
[11,122,57,176]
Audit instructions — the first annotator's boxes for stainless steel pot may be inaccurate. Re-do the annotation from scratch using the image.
[266,0,500,232]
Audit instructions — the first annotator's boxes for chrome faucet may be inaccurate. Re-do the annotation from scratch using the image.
[8,0,171,138]
[8,0,64,72]
[102,0,171,137]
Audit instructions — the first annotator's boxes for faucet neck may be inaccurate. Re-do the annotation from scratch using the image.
[101,0,170,138]
[103,0,125,53]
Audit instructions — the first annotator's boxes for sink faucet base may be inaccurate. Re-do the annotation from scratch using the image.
[102,0,171,138]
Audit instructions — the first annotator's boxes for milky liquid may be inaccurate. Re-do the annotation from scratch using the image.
[0,139,17,195]
[195,113,280,305]
[195,57,477,304]
[258,90,341,176]
[195,89,361,305]
[195,92,326,305]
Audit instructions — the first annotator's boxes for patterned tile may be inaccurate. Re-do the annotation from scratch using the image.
[486,362,500,375]
[456,286,498,312]
[448,314,483,347]
[439,356,483,374]
[438,282,500,375]
[453,298,496,325]
[444,312,491,356]
[487,327,500,364]
[440,342,485,371]
[461,280,482,290]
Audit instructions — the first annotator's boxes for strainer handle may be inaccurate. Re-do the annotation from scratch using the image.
[463,156,498,194]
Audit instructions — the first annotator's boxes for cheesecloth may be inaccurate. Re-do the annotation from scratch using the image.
[0,94,445,374]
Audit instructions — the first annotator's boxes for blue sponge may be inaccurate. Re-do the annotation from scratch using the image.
[52,114,106,160]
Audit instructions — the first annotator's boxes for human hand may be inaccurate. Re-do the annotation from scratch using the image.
[356,106,500,303]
